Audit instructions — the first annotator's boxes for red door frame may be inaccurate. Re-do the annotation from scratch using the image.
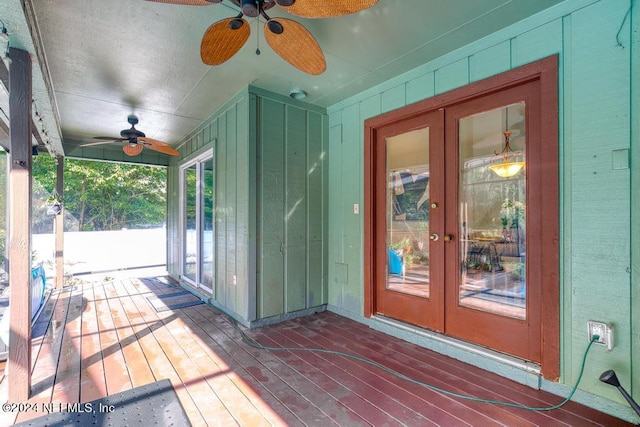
[364,55,559,379]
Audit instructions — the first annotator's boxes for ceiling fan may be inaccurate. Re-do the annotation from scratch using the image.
[81,115,180,157]
[146,0,378,75]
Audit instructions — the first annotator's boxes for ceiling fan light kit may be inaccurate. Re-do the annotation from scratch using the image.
[147,0,378,74]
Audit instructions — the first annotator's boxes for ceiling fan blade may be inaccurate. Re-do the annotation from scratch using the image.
[201,17,250,65]
[80,140,122,147]
[93,136,127,141]
[139,137,180,156]
[123,144,144,157]
[264,18,326,75]
[277,0,377,18]
[145,0,218,5]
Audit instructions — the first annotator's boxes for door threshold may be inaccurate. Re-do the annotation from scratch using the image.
[370,315,542,389]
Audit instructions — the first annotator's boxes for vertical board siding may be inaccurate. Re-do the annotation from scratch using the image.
[168,88,328,324]
[236,96,252,318]
[259,98,286,317]
[435,57,469,94]
[631,0,640,401]
[225,105,238,312]
[328,124,344,307]
[325,0,636,411]
[216,114,229,307]
[166,165,180,277]
[469,41,511,82]
[564,0,632,398]
[307,112,327,307]
[258,96,329,318]
[285,105,308,312]
[406,73,435,106]
[340,104,363,314]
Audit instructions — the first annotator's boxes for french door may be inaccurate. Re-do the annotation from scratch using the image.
[366,57,558,369]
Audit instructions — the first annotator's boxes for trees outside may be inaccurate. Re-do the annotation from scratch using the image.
[32,156,167,232]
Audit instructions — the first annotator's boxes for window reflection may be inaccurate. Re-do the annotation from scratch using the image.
[458,102,526,319]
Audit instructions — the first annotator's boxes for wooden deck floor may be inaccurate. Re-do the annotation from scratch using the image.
[0,274,631,426]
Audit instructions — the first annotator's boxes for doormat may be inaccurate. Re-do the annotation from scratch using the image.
[147,291,204,313]
[15,378,191,426]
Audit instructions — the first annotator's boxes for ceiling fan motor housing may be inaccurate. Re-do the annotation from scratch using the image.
[120,128,145,138]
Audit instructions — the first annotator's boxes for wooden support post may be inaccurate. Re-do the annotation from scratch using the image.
[55,156,64,288]
[8,47,33,402]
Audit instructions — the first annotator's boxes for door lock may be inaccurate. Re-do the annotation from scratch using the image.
[429,233,439,241]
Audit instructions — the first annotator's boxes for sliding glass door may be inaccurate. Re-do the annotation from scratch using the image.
[181,152,214,293]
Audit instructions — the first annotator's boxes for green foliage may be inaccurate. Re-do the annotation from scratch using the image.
[32,157,167,231]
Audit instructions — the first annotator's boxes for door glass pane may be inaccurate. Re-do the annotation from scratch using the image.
[458,103,526,319]
[386,128,430,298]
[200,159,214,290]
[184,164,197,282]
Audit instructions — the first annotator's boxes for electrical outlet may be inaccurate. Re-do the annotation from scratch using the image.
[587,320,614,351]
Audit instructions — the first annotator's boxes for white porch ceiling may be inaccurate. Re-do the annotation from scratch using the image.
[1,0,565,154]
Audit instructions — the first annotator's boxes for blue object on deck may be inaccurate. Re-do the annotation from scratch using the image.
[388,249,403,275]
[31,265,46,320]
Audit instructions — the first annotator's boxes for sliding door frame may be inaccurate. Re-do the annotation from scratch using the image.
[180,149,215,294]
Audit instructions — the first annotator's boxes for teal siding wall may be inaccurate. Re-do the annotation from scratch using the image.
[631,0,640,404]
[168,89,253,319]
[167,86,328,323]
[327,0,636,415]
[255,88,329,319]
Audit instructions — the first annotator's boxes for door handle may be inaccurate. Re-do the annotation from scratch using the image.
[443,234,454,242]
[429,233,439,241]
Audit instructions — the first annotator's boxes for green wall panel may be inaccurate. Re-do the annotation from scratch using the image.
[256,94,329,318]
[564,0,632,399]
[435,57,469,94]
[285,106,308,312]
[470,41,511,82]
[512,19,563,67]
[327,123,343,307]
[225,105,238,311]
[325,0,637,418]
[631,0,640,401]
[216,113,228,306]
[307,112,326,307]
[406,73,435,106]
[381,84,406,113]
[259,98,286,317]
[167,86,328,324]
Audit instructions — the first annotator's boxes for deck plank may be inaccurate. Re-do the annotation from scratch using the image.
[92,282,133,395]
[119,279,207,427]
[255,324,439,426]
[14,287,74,424]
[78,285,108,403]
[124,279,239,426]
[312,315,550,425]
[323,313,598,425]
[191,304,368,426]
[50,286,85,404]
[102,281,156,388]
[185,306,331,426]
[1,274,633,427]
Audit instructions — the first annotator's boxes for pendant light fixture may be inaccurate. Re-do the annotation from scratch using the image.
[489,107,525,178]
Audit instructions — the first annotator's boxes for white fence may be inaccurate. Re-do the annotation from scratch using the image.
[32,228,167,277]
